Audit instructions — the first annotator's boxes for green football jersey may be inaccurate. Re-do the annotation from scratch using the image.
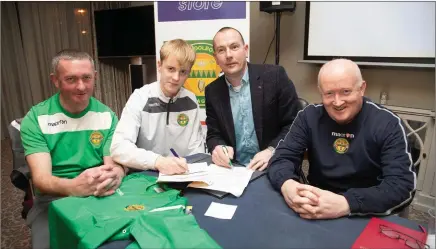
[20,92,118,179]
[49,174,221,249]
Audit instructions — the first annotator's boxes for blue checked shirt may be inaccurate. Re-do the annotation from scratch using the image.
[225,68,260,165]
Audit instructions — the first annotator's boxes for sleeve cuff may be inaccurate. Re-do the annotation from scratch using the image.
[24,149,50,157]
[269,140,279,149]
[341,191,360,215]
[148,153,161,170]
[271,173,299,192]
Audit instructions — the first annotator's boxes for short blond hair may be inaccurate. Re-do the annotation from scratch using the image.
[160,39,196,68]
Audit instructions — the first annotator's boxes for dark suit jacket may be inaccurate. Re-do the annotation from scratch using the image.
[205,63,299,159]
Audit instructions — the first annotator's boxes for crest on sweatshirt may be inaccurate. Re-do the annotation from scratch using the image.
[333,138,349,154]
[89,131,104,147]
[177,113,189,127]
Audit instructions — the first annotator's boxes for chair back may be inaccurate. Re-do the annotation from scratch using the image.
[8,118,35,219]
[297,98,309,111]
[8,119,31,191]
[294,98,310,184]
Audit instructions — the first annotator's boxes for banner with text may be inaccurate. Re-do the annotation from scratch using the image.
[154,1,250,129]
[158,1,246,22]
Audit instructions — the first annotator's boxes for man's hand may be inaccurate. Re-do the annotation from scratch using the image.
[295,185,351,220]
[69,165,118,197]
[212,145,234,168]
[281,179,319,215]
[155,156,188,175]
[247,148,273,171]
[94,164,126,196]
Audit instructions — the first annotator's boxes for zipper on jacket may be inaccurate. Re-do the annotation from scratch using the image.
[166,98,173,125]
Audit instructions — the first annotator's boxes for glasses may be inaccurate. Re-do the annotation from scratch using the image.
[379,225,430,249]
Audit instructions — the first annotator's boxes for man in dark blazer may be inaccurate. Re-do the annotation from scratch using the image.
[205,27,299,171]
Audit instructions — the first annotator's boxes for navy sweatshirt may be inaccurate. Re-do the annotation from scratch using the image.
[268,97,416,215]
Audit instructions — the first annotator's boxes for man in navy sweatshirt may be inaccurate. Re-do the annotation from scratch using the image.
[268,59,416,219]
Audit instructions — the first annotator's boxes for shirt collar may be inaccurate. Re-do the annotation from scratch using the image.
[225,66,249,91]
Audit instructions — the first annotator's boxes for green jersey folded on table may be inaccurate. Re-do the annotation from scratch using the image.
[48,173,221,249]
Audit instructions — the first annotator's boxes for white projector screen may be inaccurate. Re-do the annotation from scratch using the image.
[304,2,435,65]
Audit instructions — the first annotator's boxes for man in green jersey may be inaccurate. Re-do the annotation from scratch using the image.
[20,49,127,249]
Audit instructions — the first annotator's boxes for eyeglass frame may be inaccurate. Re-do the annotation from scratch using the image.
[379,224,430,249]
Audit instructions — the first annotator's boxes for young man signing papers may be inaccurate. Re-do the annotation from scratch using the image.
[111,39,204,175]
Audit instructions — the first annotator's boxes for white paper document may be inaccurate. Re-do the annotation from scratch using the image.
[188,164,253,197]
[204,202,237,220]
[157,163,254,197]
[157,162,211,184]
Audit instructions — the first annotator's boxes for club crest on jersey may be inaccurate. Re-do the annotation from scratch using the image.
[177,113,189,127]
[124,204,145,211]
[333,138,349,154]
[89,131,104,147]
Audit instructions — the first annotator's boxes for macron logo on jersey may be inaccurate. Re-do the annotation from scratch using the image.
[47,120,67,127]
[38,111,112,135]
[331,132,355,139]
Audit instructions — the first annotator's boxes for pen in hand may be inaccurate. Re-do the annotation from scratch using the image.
[221,146,233,168]
[170,148,188,173]
[170,148,180,158]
